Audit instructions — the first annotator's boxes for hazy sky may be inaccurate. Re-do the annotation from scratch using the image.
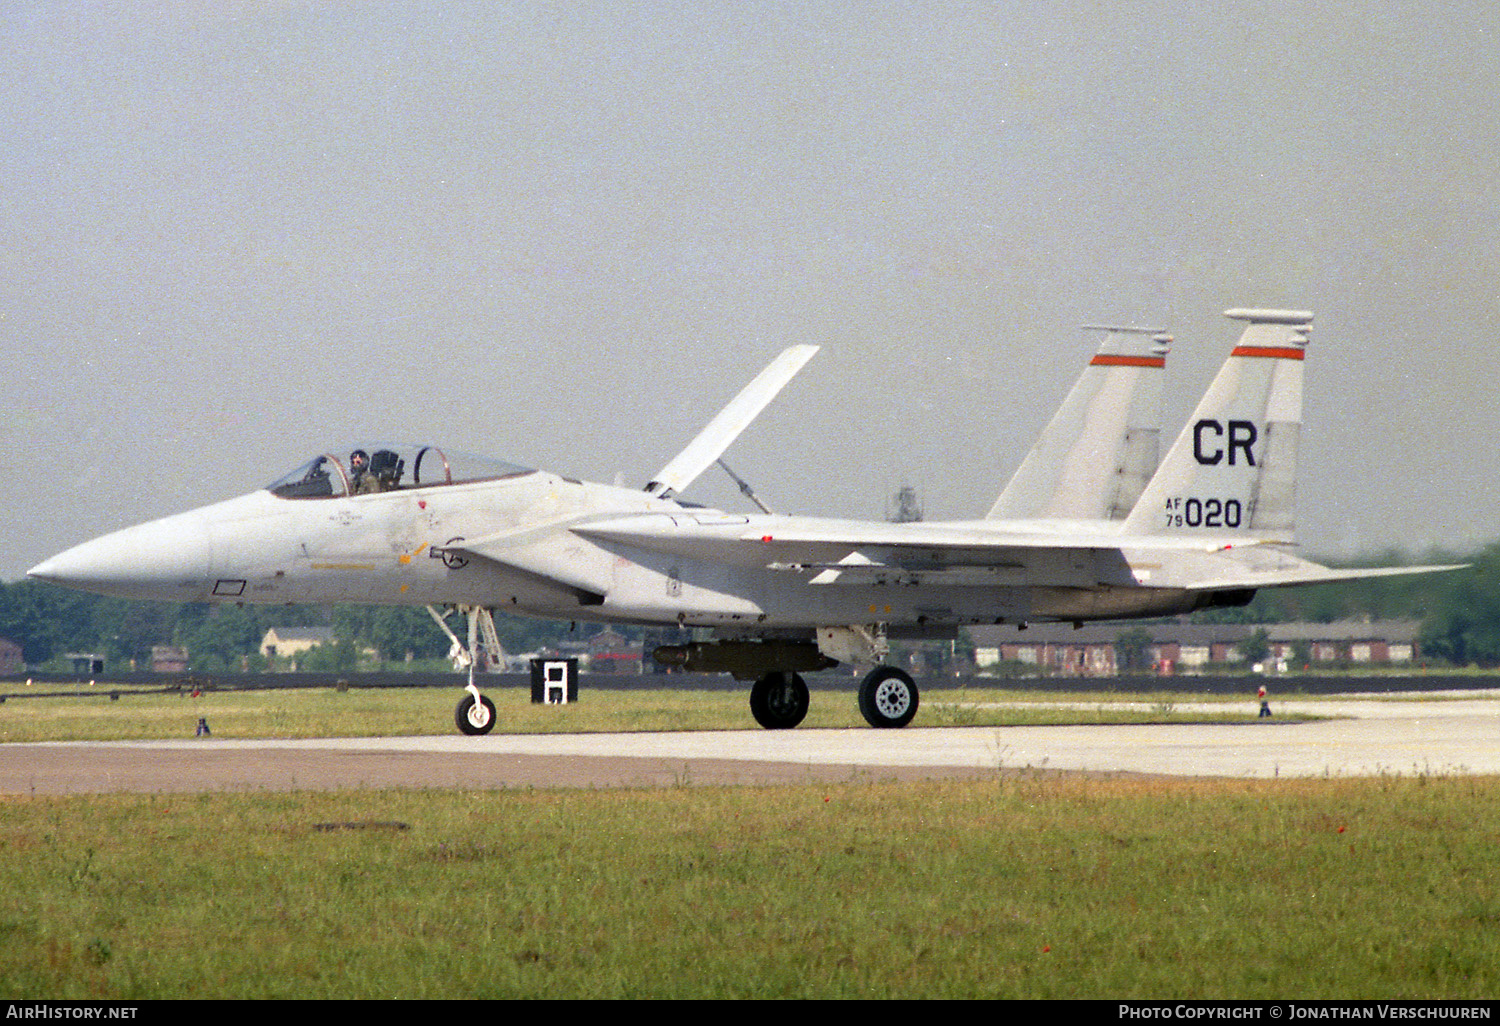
[5,2,1498,580]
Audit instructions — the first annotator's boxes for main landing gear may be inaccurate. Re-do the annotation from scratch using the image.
[747,665,920,730]
[856,666,919,729]
[749,671,810,729]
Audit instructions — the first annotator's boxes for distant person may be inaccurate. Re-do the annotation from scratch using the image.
[1258,684,1272,718]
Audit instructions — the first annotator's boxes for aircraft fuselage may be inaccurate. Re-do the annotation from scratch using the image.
[30,469,1220,637]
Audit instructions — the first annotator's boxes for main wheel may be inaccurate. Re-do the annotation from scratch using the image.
[455,693,497,735]
[749,671,810,729]
[858,666,919,728]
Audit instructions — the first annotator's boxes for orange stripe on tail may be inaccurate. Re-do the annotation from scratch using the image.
[1089,355,1166,368]
[1232,346,1305,360]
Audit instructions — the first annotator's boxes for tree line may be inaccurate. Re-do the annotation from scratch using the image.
[0,579,581,674]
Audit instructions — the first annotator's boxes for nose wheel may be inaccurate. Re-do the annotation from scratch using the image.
[455,689,496,735]
[858,666,919,728]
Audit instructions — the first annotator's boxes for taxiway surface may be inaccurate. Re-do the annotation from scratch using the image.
[3,694,1498,793]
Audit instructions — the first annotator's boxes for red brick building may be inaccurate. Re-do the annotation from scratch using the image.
[968,620,1423,676]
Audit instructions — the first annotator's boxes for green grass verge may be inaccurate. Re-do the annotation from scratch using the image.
[0,684,1282,743]
[2,774,1497,998]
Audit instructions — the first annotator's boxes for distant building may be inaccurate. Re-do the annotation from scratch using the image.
[0,638,22,674]
[151,645,189,673]
[587,628,643,674]
[547,629,646,674]
[65,653,105,675]
[1263,621,1423,668]
[968,620,1424,677]
[260,627,335,659]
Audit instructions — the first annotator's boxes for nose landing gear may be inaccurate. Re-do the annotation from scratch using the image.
[431,604,502,736]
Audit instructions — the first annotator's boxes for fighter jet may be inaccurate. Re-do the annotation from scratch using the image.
[29,308,1459,734]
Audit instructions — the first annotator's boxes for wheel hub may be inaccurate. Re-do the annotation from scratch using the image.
[768,681,799,715]
[466,701,492,729]
[874,679,911,717]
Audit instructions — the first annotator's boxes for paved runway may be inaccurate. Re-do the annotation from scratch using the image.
[3,694,1498,793]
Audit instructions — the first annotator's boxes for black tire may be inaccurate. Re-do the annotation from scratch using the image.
[455,693,497,735]
[858,667,919,728]
[749,671,810,729]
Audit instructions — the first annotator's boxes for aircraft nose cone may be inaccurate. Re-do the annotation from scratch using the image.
[28,512,215,602]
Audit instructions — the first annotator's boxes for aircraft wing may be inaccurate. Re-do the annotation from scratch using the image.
[575,514,1145,588]
[577,513,1232,557]
[644,345,819,500]
[578,513,1118,556]
[572,514,1466,591]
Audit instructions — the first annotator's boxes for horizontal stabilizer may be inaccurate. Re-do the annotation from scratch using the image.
[1183,562,1468,592]
[645,345,819,500]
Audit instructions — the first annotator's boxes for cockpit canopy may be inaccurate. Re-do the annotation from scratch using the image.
[267,445,534,499]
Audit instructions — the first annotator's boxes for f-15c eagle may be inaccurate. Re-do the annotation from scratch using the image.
[30,308,1458,733]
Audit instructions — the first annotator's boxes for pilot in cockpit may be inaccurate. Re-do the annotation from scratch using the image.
[349,450,370,492]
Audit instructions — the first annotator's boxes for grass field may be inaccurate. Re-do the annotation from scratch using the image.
[2,774,1497,999]
[5,683,1483,999]
[0,681,1287,743]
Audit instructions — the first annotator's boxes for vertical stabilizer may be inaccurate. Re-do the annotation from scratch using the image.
[1122,308,1312,539]
[989,325,1171,520]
